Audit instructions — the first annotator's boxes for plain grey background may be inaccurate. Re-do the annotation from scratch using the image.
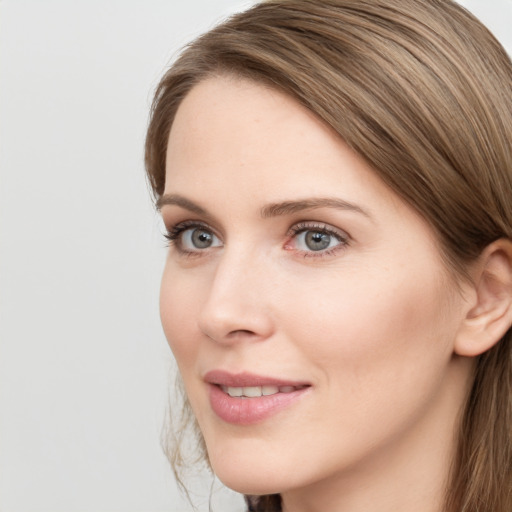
[1,1,511,511]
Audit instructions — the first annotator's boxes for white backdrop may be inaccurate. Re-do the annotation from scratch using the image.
[1,1,510,511]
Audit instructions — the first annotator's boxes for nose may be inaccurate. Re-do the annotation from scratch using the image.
[197,249,275,344]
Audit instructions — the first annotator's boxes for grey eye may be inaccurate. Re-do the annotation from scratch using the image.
[191,228,213,248]
[293,228,343,253]
[182,227,221,250]
[305,231,332,251]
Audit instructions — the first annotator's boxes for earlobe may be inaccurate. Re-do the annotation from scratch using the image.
[455,239,512,357]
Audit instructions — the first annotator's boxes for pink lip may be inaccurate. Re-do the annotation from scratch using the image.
[204,370,311,425]
[204,370,310,388]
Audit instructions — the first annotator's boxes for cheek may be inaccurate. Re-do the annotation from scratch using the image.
[284,260,457,393]
[159,265,200,365]
[269,264,462,476]
[160,266,213,427]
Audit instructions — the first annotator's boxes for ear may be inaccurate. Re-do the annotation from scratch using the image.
[455,239,512,357]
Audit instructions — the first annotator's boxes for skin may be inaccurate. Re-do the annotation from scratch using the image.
[159,76,476,512]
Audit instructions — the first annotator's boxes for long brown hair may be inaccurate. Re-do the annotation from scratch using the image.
[145,1,512,510]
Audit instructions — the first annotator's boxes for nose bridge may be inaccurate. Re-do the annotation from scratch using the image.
[198,242,274,343]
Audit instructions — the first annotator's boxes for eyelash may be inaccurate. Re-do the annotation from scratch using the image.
[286,222,349,258]
[163,220,350,258]
[163,220,215,256]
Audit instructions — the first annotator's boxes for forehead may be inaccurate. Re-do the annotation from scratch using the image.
[165,76,376,199]
[166,75,335,172]
[165,77,441,233]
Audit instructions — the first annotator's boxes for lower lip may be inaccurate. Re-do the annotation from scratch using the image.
[208,384,310,425]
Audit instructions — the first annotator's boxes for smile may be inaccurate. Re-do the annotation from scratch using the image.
[204,370,311,425]
[220,384,308,398]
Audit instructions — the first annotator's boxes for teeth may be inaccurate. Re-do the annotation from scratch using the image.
[243,386,263,397]
[221,385,300,397]
[225,386,243,397]
[262,385,279,396]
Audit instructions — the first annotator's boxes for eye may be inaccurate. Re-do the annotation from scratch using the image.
[165,222,222,253]
[182,227,220,250]
[285,223,348,256]
[296,230,338,251]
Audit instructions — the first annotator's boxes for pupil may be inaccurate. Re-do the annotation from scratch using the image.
[192,229,212,248]
[306,231,330,251]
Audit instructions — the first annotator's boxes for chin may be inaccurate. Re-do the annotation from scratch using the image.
[215,470,284,496]
[207,446,291,496]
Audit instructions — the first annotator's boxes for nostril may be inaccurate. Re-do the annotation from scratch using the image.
[228,329,256,336]
[224,329,259,341]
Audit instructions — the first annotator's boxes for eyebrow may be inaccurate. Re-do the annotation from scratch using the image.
[157,194,371,219]
[156,194,207,215]
[261,197,372,219]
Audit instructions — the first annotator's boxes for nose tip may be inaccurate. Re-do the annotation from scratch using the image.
[198,300,274,345]
[197,260,275,345]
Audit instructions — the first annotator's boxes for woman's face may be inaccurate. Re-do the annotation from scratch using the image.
[160,77,472,500]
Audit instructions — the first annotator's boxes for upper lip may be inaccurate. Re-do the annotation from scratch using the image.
[204,370,310,388]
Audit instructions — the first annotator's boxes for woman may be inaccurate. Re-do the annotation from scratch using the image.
[145,1,512,511]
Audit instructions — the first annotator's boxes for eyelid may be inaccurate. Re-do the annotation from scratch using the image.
[164,220,223,254]
[284,221,351,257]
[164,219,210,240]
[287,221,350,240]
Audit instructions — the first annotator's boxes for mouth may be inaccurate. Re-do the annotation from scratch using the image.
[204,370,311,425]
[219,384,309,398]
